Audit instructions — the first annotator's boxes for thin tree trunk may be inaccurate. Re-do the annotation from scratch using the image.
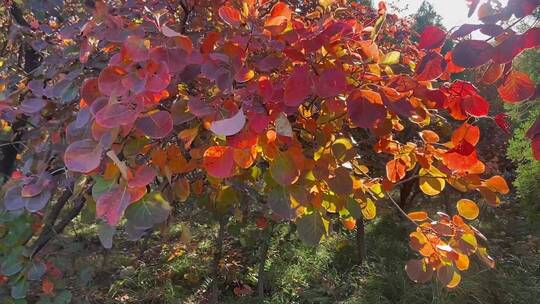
[30,195,86,257]
[209,217,227,304]
[356,216,366,265]
[257,224,273,299]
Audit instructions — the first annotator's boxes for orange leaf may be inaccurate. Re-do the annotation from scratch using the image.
[419,130,440,143]
[42,277,54,295]
[408,211,428,222]
[497,71,535,103]
[484,175,509,194]
[386,158,407,183]
[203,146,235,179]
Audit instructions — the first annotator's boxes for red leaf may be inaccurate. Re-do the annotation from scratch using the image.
[134,111,173,139]
[461,94,489,117]
[494,113,510,134]
[452,123,480,146]
[416,51,446,81]
[144,60,171,92]
[42,277,54,295]
[203,146,235,178]
[121,36,149,62]
[98,66,128,96]
[523,27,540,48]
[128,166,156,188]
[149,46,187,74]
[80,77,102,105]
[316,67,348,98]
[492,35,525,64]
[481,62,503,84]
[418,26,446,50]
[450,24,482,39]
[347,90,386,129]
[270,2,292,20]
[452,40,494,68]
[64,139,103,173]
[284,65,312,107]
[218,6,242,27]
[497,71,535,103]
[96,187,131,226]
[531,135,540,161]
[95,102,138,128]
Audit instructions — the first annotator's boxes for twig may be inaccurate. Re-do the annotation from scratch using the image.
[385,191,419,227]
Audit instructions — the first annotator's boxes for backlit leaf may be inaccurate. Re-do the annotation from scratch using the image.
[456,199,479,220]
[419,166,446,196]
[203,146,235,178]
[408,211,428,222]
[218,6,242,27]
[284,65,312,107]
[497,71,535,103]
[418,26,446,50]
[386,158,406,183]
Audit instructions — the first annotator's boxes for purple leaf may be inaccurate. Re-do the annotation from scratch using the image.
[64,139,103,173]
[134,111,173,139]
[96,187,131,226]
[209,108,246,137]
[19,98,46,114]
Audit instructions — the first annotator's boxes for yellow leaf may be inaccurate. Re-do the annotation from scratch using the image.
[380,51,401,65]
[446,271,461,289]
[318,0,336,9]
[361,198,376,220]
[456,199,479,220]
[419,166,446,196]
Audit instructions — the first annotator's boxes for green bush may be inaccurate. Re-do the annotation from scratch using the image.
[507,49,540,232]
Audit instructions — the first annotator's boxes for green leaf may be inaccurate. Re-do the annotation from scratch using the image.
[380,51,401,65]
[346,198,362,219]
[27,261,46,281]
[1,246,23,276]
[125,192,171,229]
[91,176,114,201]
[268,186,295,220]
[97,222,116,249]
[296,212,326,246]
[53,290,73,304]
[10,278,29,299]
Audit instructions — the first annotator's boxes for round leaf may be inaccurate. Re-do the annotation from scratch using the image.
[456,199,479,220]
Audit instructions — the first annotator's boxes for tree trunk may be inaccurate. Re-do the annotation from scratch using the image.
[356,217,366,265]
[257,224,273,299]
[209,217,227,304]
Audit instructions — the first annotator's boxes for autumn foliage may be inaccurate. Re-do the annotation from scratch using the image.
[0,0,538,300]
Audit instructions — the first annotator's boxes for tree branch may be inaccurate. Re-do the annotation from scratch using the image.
[29,188,88,257]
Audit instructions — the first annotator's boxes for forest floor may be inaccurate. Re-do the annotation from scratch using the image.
[28,187,540,304]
